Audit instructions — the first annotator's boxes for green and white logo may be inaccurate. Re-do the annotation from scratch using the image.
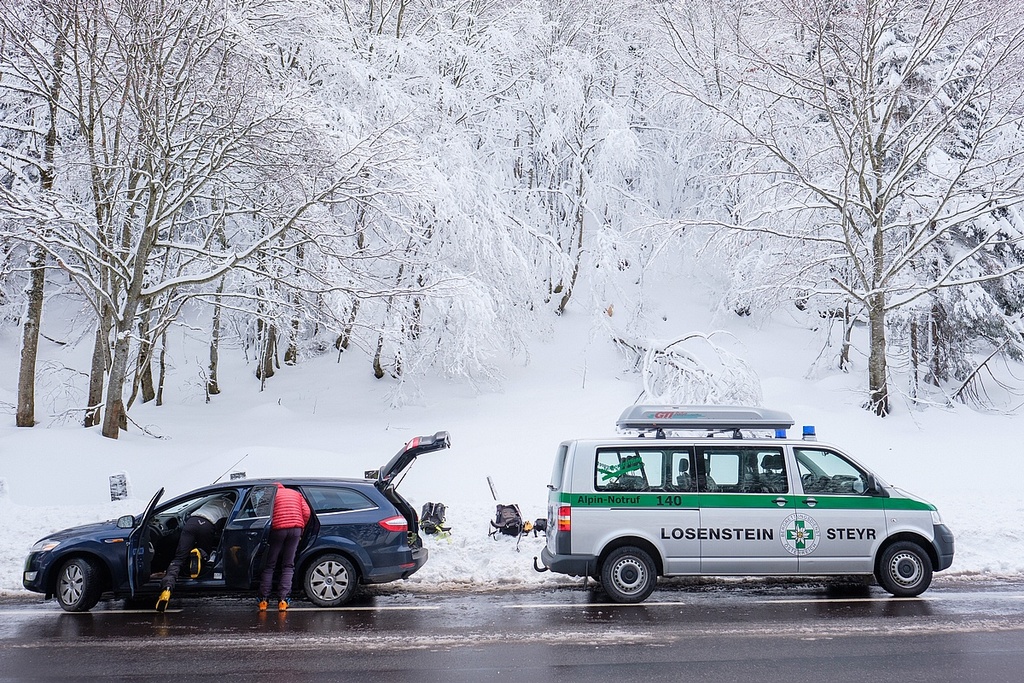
[781,513,820,556]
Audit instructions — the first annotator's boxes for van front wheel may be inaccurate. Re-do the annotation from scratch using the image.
[877,541,933,597]
[600,546,657,603]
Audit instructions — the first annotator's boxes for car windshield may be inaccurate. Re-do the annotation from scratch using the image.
[158,493,226,516]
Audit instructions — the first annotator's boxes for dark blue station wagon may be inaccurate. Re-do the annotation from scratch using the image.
[23,432,450,612]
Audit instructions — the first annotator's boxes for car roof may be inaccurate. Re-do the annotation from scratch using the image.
[170,477,373,498]
[228,477,371,485]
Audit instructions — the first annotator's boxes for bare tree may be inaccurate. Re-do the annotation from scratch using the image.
[4,0,390,437]
[1,2,68,427]
[663,0,1024,415]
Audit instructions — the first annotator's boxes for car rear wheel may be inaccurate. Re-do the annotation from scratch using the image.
[876,541,933,597]
[55,557,103,612]
[304,554,357,607]
[600,546,657,604]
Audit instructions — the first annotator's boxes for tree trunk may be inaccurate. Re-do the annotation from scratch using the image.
[839,302,853,372]
[139,332,156,404]
[910,316,920,402]
[156,328,167,406]
[16,246,46,427]
[867,197,889,416]
[928,302,948,386]
[101,319,135,437]
[285,314,299,365]
[336,206,367,356]
[284,241,302,365]
[128,305,155,409]
[372,329,386,379]
[84,308,111,427]
[208,277,225,395]
[335,299,360,355]
[285,289,300,366]
[867,294,889,416]
[556,166,587,315]
[256,319,276,389]
[17,19,67,427]
[101,218,157,438]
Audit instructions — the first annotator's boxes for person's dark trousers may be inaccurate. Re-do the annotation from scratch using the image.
[259,527,303,600]
[161,516,216,590]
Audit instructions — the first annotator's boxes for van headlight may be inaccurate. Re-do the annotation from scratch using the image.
[30,540,60,553]
[930,510,943,525]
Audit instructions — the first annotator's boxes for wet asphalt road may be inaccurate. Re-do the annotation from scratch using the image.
[2,578,1023,682]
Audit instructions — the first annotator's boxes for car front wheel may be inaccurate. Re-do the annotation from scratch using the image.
[304,554,357,607]
[877,541,933,597]
[600,546,657,604]
[55,557,103,612]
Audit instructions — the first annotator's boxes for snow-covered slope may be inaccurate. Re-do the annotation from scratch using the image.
[2,292,1022,598]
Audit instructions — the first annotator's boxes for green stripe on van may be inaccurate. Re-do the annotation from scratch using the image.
[557,491,934,511]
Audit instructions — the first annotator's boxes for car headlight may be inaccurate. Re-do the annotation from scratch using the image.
[30,540,60,553]
[930,510,943,525]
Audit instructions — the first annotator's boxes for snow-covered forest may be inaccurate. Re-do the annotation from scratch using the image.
[4,0,1024,435]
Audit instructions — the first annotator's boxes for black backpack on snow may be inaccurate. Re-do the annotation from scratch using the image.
[419,502,450,535]
[489,503,525,537]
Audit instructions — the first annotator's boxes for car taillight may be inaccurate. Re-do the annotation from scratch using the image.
[557,505,571,532]
[379,515,408,532]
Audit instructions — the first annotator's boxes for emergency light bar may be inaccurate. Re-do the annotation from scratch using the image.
[616,405,795,434]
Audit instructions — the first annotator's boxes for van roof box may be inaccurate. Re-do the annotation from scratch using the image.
[616,405,795,434]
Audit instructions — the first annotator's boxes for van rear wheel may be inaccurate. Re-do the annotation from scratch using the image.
[600,546,657,604]
[876,541,932,597]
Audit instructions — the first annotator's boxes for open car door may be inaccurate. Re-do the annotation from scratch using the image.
[127,488,164,598]
[222,484,278,589]
[365,431,451,491]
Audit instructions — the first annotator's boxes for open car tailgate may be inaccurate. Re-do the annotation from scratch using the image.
[366,431,451,490]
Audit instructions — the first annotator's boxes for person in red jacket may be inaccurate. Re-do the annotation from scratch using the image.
[258,483,311,611]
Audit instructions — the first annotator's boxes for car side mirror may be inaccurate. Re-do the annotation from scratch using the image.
[116,515,136,529]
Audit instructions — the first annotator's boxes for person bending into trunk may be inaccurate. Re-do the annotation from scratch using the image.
[258,483,311,612]
[155,493,234,611]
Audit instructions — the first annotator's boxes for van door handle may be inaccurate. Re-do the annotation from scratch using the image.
[803,497,818,507]
[772,497,787,507]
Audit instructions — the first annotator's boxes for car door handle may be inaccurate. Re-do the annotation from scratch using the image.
[803,497,818,507]
[773,497,787,507]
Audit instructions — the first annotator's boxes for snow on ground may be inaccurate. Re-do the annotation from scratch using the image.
[2,291,1023,601]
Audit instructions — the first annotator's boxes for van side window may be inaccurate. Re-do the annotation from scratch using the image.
[668,450,696,492]
[549,444,569,490]
[595,448,675,492]
[697,447,788,493]
[794,448,868,495]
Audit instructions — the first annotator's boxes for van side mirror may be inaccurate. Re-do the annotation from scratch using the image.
[864,474,888,498]
[116,515,136,529]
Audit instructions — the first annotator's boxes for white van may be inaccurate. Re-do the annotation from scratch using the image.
[537,405,955,603]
